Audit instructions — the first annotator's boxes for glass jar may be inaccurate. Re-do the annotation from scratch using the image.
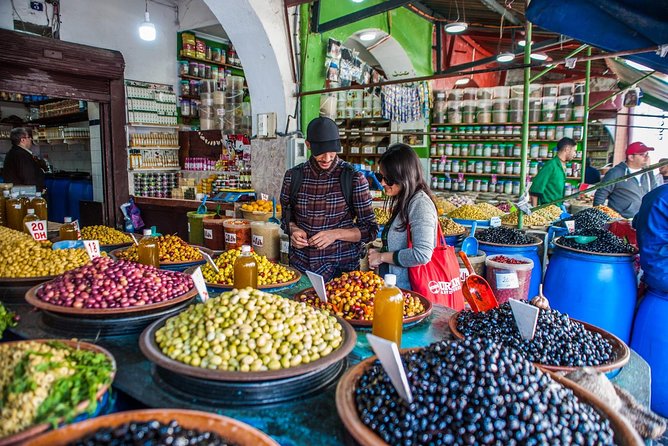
[475,161,484,174]
[466,179,474,191]
[445,143,453,156]
[444,160,452,172]
[529,162,538,175]
[481,180,489,192]
[538,126,547,140]
[452,144,461,156]
[430,144,437,156]
[513,145,521,157]
[452,160,460,173]
[467,161,476,173]
[546,126,556,140]
[461,144,469,156]
[512,181,520,195]
[497,161,506,174]
[438,177,446,190]
[529,126,538,139]
[491,144,500,157]
[483,144,492,157]
[475,144,484,157]
[484,160,492,173]
[439,159,447,172]
[433,92,447,123]
[437,143,445,156]
[555,126,565,140]
[445,177,452,190]
[530,144,539,158]
[513,161,522,175]
[504,181,514,195]
[539,144,549,158]
[473,180,482,192]
[431,176,438,189]
[431,160,438,172]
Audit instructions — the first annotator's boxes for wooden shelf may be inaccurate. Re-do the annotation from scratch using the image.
[128,146,180,150]
[129,167,181,172]
[179,74,209,81]
[432,120,585,126]
[430,155,583,162]
[343,153,383,157]
[30,111,88,125]
[127,123,179,128]
[37,138,89,145]
[431,138,583,143]
[179,55,243,71]
[430,171,581,180]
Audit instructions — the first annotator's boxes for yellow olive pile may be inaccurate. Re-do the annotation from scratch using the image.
[116,234,202,263]
[202,248,296,286]
[0,227,90,278]
[373,208,391,225]
[155,288,343,371]
[294,271,425,321]
[595,205,622,219]
[80,226,133,245]
[501,211,550,227]
[447,203,504,221]
[438,217,465,236]
[434,197,457,215]
[533,205,562,222]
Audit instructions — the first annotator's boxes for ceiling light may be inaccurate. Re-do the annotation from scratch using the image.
[496,52,515,63]
[454,78,470,86]
[444,22,468,34]
[518,39,533,47]
[530,53,548,61]
[359,31,376,42]
[138,1,156,41]
[352,0,365,2]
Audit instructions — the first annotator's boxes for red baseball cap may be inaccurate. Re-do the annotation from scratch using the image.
[626,141,655,155]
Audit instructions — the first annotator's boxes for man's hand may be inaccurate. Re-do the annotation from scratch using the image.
[308,229,339,250]
[291,227,309,248]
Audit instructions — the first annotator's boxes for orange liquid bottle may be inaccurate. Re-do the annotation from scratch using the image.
[234,245,258,289]
[30,192,48,221]
[18,195,30,220]
[59,216,79,240]
[372,274,404,347]
[6,193,24,231]
[0,190,8,227]
[22,209,40,234]
[138,229,160,267]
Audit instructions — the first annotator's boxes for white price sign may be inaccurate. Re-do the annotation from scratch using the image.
[204,228,213,240]
[191,266,210,302]
[367,334,413,403]
[306,270,328,303]
[225,232,237,244]
[260,193,269,201]
[26,220,48,242]
[495,272,519,289]
[198,249,219,273]
[509,299,539,340]
[83,240,101,259]
[72,219,82,240]
[490,216,502,227]
[252,234,264,248]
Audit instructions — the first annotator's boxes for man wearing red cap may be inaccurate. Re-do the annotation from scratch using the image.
[593,142,657,218]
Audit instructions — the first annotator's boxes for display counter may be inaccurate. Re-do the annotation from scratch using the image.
[5,276,651,446]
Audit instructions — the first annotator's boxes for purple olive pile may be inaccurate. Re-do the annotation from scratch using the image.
[67,419,237,446]
[355,338,615,445]
[556,228,635,254]
[36,257,193,309]
[476,226,535,245]
[456,303,614,367]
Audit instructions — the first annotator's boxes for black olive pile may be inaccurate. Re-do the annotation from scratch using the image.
[558,208,611,233]
[556,228,635,254]
[477,226,535,245]
[355,338,615,446]
[68,420,237,446]
[456,303,614,367]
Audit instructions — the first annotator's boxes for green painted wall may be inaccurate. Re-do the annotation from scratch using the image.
[300,2,433,132]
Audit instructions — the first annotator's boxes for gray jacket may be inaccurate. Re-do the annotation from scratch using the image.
[593,162,656,218]
[379,191,438,289]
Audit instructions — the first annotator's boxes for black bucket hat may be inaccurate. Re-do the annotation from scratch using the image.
[306,117,342,156]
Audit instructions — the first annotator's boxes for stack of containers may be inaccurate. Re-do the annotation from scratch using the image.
[224,75,244,134]
[199,80,216,130]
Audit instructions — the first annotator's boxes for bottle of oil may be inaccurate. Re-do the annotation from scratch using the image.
[59,216,79,241]
[22,209,40,234]
[0,190,8,227]
[6,192,23,231]
[234,245,258,289]
[18,195,30,220]
[30,192,48,221]
[138,229,160,268]
[372,274,404,347]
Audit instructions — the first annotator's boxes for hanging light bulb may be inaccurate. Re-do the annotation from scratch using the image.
[444,22,468,34]
[530,53,548,61]
[496,52,515,63]
[454,78,470,86]
[359,31,376,42]
[139,0,156,42]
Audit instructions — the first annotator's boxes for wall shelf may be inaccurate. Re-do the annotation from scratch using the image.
[179,55,243,71]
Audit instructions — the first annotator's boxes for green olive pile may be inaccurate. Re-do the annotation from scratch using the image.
[533,204,562,222]
[155,288,344,371]
[80,226,133,245]
[0,227,91,278]
[202,248,296,286]
[438,217,465,236]
[294,271,425,321]
[501,211,551,227]
[116,234,202,263]
[447,203,504,221]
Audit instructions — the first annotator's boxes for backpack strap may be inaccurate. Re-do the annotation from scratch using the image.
[339,163,356,213]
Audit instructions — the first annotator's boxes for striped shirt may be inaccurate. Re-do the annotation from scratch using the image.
[280,157,378,281]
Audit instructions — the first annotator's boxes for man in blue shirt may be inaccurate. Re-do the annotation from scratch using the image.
[633,184,668,294]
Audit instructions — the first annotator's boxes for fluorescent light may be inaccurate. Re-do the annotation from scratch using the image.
[359,31,376,42]
[496,52,515,63]
[530,53,548,61]
[625,60,653,71]
[444,22,468,34]
[352,0,365,2]
[518,39,533,47]
[455,78,470,86]
[139,11,156,41]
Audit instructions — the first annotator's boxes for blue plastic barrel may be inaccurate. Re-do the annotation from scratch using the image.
[631,288,668,417]
[544,244,636,343]
[50,178,71,223]
[44,177,54,220]
[67,180,91,221]
[478,237,542,298]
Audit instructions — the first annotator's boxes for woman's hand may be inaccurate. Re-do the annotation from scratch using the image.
[368,248,383,269]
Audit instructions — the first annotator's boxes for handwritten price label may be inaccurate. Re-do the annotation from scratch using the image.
[26,220,48,241]
[72,220,82,240]
[225,232,237,244]
[260,193,269,201]
[252,234,264,248]
[83,240,101,259]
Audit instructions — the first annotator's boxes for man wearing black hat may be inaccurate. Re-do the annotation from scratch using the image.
[280,117,378,281]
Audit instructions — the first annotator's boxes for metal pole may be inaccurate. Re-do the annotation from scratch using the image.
[518,22,532,230]
[529,44,588,83]
[581,47,592,184]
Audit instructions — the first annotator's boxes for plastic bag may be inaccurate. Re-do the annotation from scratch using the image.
[120,198,145,230]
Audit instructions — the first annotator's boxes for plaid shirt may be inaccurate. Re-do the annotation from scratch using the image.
[280,157,378,281]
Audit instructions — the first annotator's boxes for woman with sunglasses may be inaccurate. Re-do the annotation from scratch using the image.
[368,143,439,290]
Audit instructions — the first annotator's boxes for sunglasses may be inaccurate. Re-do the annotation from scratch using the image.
[375,172,396,186]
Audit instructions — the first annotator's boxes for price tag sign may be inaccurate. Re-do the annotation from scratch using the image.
[72,219,82,240]
[225,232,237,244]
[495,272,519,289]
[366,334,413,403]
[198,249,219,273]
[306,271,328,303]
[565,220,575,234]
[509,299,539,340]
[26,220,48,241]
[252,234,264,247]
[83,240,101,259]
[459,267,470,282]
[260,193,269,201]
[490,216,502,227]
[191,266,210,302]
[225,210,235,218]
[204,228,213,240]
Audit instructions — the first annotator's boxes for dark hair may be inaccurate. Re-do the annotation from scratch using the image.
[557,137,576,152]
[10,127,32,146]
[379,143,436,231]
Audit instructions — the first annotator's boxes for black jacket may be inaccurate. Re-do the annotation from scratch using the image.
[2,145,45,191]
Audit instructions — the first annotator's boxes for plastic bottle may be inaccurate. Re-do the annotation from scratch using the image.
[372,274,404,346]
[234,245,258,289]
[59,216,79,241]
[0,190,8,227]
[6,192,23,231]
[22,209,40,234]
[30,192,48,221]
[138,229,160,268]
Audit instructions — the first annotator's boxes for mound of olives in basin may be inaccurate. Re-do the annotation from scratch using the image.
[355,338,615,445]
[456,303,614,367]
